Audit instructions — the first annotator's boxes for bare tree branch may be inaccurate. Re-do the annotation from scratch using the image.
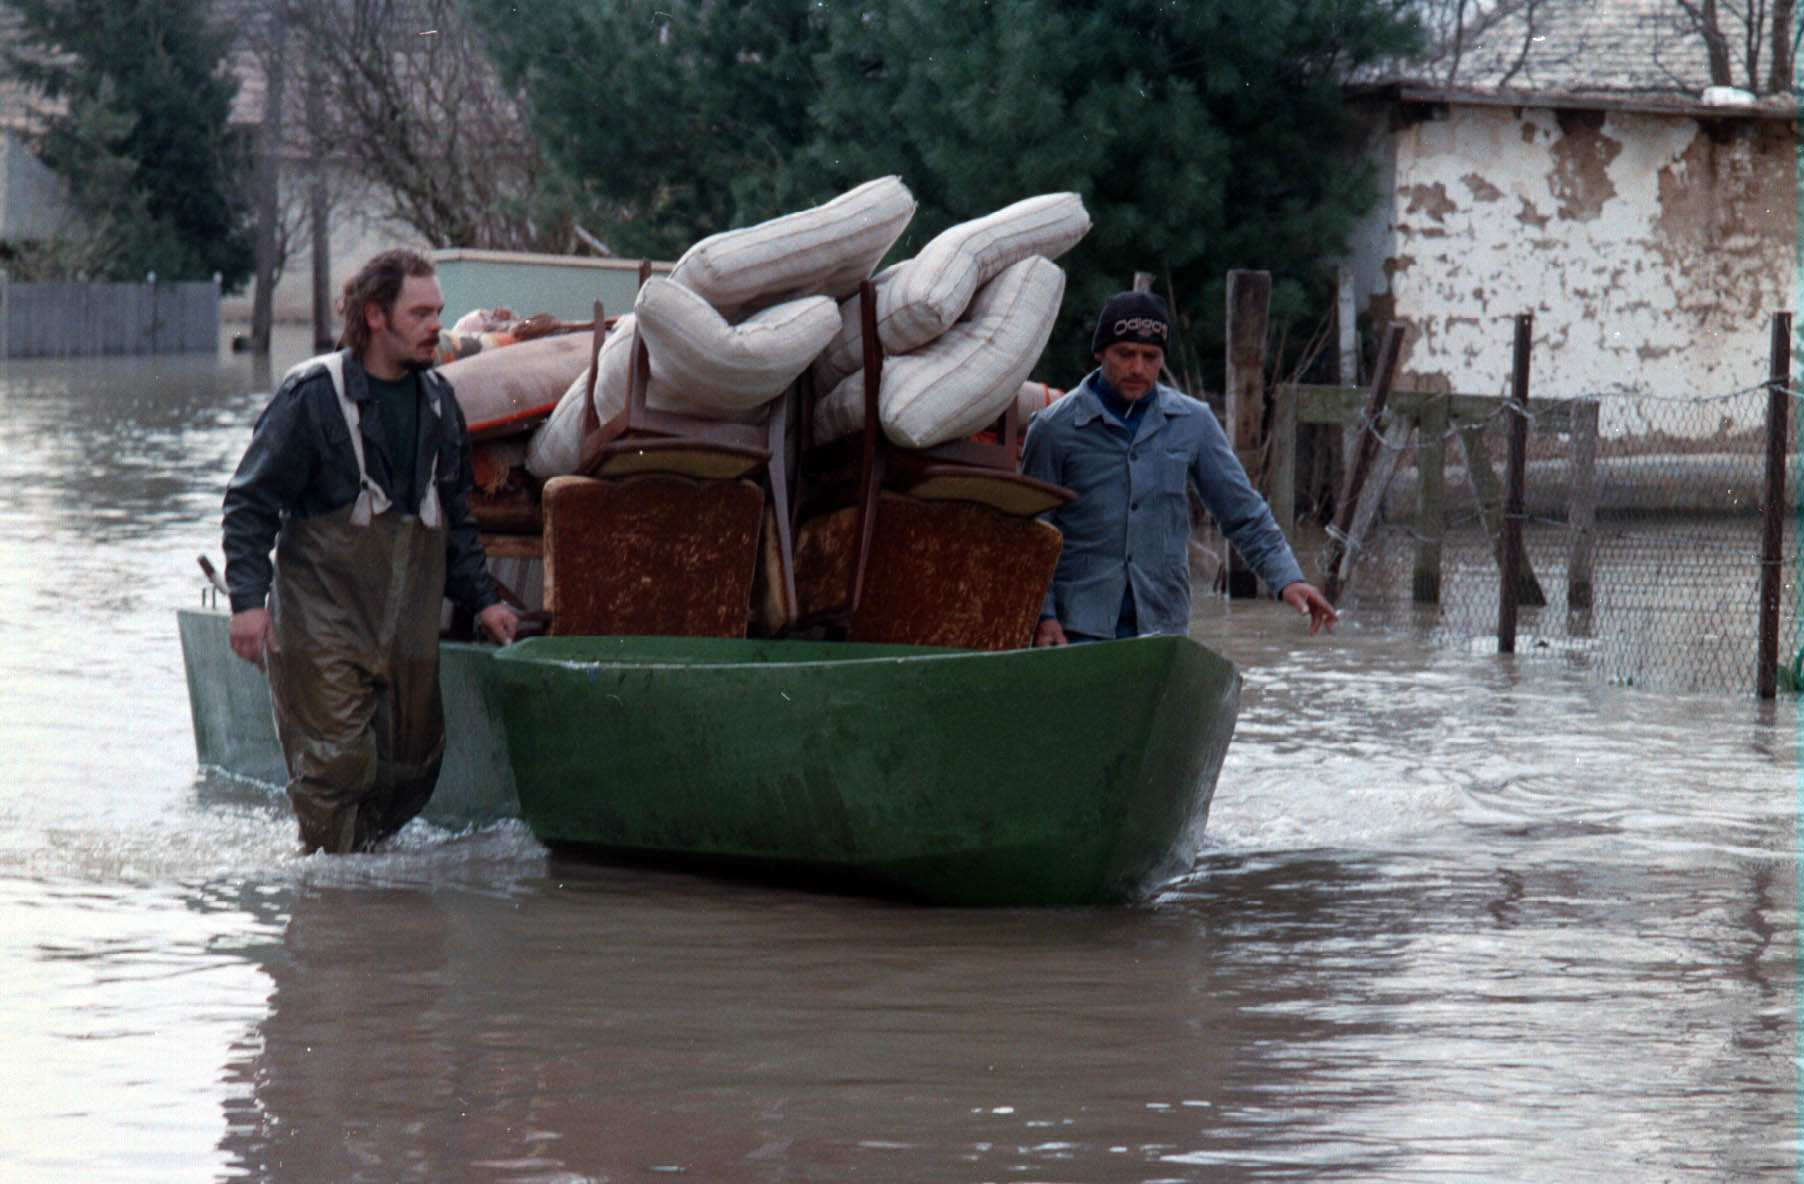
[1497,0,1539,86]
[1676,0,1742,86]
[275,0,570,252]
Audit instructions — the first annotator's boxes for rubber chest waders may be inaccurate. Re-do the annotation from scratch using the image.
[267,352,449,853]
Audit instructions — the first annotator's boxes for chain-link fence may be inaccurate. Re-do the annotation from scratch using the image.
[1275,383,1803,694]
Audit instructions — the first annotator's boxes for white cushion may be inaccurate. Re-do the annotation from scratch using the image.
[523,355,599,479]
[814,255,1067,449]
[440,333,590,431]
[807,263,904,394]
[524,300,814,478]
[668,176,916,320]
[809,193,1090,392]
[635,277,839,416]
[525,317,646,478]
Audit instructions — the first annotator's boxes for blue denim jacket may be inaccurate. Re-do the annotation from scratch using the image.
[1020,371,1305,638]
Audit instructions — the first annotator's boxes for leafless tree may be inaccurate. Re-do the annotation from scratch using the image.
[1670,0,1797,93]
[1407,0,1547,87]
[279,0,571,253]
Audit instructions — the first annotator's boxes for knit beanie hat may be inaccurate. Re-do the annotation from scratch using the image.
[1091,290,1171,355]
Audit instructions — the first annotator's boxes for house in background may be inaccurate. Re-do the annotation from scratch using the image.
[0,127,73,251]
[1345,0,1796,422]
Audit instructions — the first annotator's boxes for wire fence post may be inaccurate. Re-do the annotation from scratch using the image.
[1322,322,1405,604]
[1757,311,1791,699]
[1412,394,1447,603]
[1498,313,1532,655]
[1567,399,1599,611]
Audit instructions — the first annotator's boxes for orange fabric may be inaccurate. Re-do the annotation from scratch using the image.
[970,383,1064,449]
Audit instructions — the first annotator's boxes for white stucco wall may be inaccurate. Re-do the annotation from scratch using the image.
[1348,103,1795,434]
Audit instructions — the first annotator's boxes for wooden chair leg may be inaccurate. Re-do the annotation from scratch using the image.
[764,391,798,619]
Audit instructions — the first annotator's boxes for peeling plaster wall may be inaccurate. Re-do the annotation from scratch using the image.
[1349,105,1795,432]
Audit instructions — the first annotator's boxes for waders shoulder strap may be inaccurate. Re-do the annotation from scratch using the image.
[284,350,397,527]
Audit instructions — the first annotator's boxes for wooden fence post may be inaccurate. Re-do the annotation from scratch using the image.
[1270,371,1297,536]
[1567,399,1599,611]
[1412,394,1447,602]
[1337,265,1359,473]
[1498,313,1532,655]
[1224,270,1271,598]
[1322,322,1406,604]
[1758,311,1791,699]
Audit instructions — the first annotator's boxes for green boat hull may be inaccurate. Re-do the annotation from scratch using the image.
[176,609,521,826]
[493,634,1240,906]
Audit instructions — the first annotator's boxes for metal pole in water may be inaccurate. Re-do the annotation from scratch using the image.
[1758,311,1791,699]
[1498,314,1532,655]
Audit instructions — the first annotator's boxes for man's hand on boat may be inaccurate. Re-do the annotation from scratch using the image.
[477,602,521,646]
[1032,582,1337,646]
[1280,581,1338,635]
[229,607,275,669]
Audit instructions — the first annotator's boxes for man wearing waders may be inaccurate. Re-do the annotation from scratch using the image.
[222,249,520,853]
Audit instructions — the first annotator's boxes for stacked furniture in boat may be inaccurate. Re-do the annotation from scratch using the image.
[444,177,1091,648]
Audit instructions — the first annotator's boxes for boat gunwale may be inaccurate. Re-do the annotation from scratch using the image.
[493,634,1191,676]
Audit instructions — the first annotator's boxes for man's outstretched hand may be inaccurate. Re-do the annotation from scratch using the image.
[1280,582,1338,635]
[477,602,520,646]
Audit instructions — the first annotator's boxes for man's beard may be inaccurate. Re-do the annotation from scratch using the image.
[400,356,432,373]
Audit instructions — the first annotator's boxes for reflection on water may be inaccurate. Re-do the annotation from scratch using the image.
[1,337,1799,1181]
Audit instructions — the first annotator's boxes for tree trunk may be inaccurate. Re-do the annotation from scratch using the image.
[1770,0,1796,93]
[1700,0,1734,87]
[250,7,286,356]
[306,60,333,350]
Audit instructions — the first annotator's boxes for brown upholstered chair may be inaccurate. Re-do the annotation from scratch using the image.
[541,472,764,637]
[792,281,1073,650]
[540,297,797,637]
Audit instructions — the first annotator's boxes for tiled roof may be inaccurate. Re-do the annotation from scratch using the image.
[1378,0,1741,98]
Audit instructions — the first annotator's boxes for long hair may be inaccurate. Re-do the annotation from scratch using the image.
[337,249,436,355]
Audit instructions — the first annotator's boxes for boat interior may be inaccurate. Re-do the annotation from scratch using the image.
[461,273,1076,652]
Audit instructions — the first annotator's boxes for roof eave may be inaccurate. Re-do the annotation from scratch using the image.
[1354,82,1801,122]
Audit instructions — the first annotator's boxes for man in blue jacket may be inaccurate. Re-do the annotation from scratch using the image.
[1021,290,1336,646]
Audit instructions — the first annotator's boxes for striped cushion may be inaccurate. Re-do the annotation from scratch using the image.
[669,176,916,320]
[814,255,1067,450]
[524,317,667,478]
[635,277,839,416]
[810,193,1090,392]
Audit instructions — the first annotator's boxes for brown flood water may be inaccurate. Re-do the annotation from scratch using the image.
[1,331,1799,1182]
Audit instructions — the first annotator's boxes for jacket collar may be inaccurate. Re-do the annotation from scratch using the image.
[342,351,446,489]
[344,349,443,420]
[1069,369,1192,436]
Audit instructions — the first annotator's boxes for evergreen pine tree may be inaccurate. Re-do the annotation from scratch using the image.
[472,0,828,260]
[3,0,254,287]
[802,0,1421,384]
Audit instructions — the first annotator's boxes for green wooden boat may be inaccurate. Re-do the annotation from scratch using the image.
[491,633,1240,906]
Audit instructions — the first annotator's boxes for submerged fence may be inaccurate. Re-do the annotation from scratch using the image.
[1193,285,1801,697]
[1307,390,1799,695]
[0,278,219,358]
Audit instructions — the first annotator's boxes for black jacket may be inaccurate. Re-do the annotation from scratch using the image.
[222,351,498,615]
